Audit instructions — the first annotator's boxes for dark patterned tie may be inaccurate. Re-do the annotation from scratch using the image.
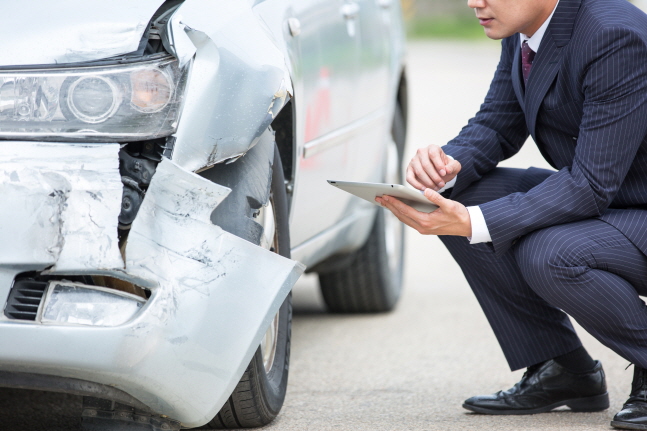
[521,40,536,84]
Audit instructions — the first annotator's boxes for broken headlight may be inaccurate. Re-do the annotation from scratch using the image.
[41,281,145,327]
[0,55,188,142]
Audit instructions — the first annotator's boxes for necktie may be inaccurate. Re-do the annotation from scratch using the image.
[521,40,536,84]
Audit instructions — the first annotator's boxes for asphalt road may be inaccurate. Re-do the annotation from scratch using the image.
[0,40,635,431]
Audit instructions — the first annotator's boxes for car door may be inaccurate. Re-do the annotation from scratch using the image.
[347,0,395,185]
[288,0,363,248]
[354,0,391,121]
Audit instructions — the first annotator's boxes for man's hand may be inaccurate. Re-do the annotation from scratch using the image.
[407,144,461,191]
[375,189,472,237]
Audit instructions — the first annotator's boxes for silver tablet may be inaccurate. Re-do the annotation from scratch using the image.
[327,180,439,213]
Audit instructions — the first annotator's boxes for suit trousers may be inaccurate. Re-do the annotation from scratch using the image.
[441,167,647,371]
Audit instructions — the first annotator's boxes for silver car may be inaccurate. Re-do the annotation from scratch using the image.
[0,0,407,429]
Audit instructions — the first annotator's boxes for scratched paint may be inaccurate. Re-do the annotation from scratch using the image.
[0,142,123,269]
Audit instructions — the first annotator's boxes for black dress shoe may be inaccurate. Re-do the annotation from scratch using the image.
[612,365,647,430]
[463,359,609,415]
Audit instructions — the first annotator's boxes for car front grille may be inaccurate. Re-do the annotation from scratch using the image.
[4,279,48,321]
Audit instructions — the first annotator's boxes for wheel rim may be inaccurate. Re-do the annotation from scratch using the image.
[256,199,280,373]
[260,311,280,373]
[384,139,404,276]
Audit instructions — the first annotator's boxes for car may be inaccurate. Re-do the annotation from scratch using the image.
[0,0,407,429]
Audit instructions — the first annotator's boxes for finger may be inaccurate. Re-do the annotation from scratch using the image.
[413,154,445,189]
[428,146,448,177]
[382,196,442,235]
[406,166,426,190]
[445,158,461,177]
[380,197,423,229]
[409,158,438,189]
[423,188,451,210]
[417,153,445,189]
[375,195,418,221]
[383,195,426,221]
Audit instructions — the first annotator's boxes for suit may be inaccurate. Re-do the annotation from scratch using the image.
[440,0,647,371]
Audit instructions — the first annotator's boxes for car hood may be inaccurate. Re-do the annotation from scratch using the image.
[0,0,165,67]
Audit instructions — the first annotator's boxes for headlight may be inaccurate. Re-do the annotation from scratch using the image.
[41,281,145,327]
[0,55,188,142]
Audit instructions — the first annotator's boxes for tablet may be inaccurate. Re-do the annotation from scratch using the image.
[327,180,438,213]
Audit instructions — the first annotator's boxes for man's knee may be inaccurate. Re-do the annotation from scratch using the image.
[514,226,591,301]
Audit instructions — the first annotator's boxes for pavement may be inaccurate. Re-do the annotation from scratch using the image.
[0,40,635,431]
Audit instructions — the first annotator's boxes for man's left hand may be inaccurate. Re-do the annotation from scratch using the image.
[375,189,472,237]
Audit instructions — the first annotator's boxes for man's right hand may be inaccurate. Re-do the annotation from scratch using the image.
[406,144,462,191]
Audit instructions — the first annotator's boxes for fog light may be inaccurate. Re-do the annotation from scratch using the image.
[41,281,144,327]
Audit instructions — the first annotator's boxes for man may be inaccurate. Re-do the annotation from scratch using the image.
[376,0,647,428]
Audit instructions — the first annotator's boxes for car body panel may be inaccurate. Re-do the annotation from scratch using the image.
[168,0,293,172]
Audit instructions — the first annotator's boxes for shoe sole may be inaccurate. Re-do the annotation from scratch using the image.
[462,392,610,415]
[611,421,647,430]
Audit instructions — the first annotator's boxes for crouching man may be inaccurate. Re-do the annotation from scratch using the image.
[377,0,647,428]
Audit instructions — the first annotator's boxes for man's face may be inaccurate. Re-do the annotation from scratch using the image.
[467,0,558,39]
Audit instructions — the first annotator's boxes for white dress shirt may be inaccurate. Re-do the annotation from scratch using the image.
[450,1,560,244]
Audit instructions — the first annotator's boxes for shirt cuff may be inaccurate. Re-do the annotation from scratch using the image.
[466,206,492,244]
[437,176,457,193]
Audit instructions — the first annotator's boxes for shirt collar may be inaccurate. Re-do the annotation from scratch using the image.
[520,0,560,52]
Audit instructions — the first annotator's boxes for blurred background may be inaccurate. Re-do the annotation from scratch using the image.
[403,0,647,39]
[402,0,484,39]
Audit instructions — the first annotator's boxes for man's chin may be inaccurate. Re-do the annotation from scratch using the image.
[483,27,512,40]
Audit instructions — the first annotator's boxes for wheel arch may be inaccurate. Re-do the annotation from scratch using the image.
[197,129,277,245]
[396,68,409,137]
[270,98,296,202]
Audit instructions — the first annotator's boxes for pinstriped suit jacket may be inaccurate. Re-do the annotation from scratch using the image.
[443,0,647,256]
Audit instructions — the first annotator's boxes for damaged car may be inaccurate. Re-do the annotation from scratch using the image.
[0,0,407,429]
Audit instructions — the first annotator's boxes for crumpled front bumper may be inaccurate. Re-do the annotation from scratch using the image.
[0,142,304,427]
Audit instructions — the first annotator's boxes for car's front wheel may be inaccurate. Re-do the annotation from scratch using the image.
[210,296,291,429]
[204,142,292,429]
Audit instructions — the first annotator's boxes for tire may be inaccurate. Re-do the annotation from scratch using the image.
[205,144,292,429]
[318,103,406,313]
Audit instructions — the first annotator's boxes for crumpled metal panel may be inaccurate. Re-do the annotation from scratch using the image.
[0,0,165,67]
[118,159,305,424]
[124,158,235,291]
[156,12,196,68]
[0,142,123,269]
[0,147,304,427]
[168,0,292,172]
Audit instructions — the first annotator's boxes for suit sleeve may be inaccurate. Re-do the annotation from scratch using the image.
[480,28,647,255]
[442,37,529,197]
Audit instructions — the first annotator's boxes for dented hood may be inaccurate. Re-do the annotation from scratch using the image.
[0,0,165,67]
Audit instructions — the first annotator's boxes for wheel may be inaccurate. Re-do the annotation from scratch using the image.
[317,104,406,313]
[205,143,292,429]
